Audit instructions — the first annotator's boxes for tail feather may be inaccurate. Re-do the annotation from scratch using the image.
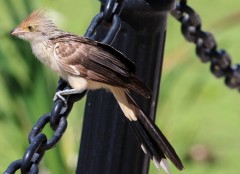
[130,121,165,160]
[111,87,183,171]
[125,91,184,171]
[130,122,170,172]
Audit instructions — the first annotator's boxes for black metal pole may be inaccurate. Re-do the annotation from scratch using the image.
[76,1,175,174]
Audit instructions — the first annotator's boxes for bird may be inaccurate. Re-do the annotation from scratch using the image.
[10,10,183,173]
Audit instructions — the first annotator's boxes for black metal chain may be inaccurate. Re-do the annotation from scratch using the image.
[85,0,123,43]
[171,0,240,89]
[4,0,124,173]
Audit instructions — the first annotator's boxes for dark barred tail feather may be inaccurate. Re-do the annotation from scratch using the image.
[125,92,184,172]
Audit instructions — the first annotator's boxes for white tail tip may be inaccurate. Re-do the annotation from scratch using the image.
[153,157,161,170]
[141,144,148,154]
[160,159,170,174]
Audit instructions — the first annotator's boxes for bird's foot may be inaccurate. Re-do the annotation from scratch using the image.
[53,88,85,105]
[53,91,68,105]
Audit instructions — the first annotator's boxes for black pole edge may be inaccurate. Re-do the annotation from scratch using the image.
[100,0,176,12]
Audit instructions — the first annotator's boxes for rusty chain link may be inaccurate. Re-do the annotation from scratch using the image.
[4,0,124,173]
[171,0,240,89]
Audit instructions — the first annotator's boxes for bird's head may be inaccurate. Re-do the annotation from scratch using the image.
[10,10,58,43]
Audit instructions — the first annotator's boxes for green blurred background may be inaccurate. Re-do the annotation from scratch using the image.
[0,0,240,173]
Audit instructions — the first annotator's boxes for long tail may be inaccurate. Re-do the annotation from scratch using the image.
[111,87,184,173]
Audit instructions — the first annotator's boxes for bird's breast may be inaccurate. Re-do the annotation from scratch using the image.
[31,41,61,74]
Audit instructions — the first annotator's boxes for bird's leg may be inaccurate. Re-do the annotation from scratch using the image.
[53,88,85,103]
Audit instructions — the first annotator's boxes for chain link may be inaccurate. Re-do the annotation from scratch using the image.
[85,0,123,44]
[4,0,124,173]
[171,0,240,90]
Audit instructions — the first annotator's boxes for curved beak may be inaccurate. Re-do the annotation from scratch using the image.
[10,27,25,36]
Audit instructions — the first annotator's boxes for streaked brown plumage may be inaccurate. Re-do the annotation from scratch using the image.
[51,35,151,98]
[10,10,183,173]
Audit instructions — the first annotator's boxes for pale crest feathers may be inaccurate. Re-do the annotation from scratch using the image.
[20,10,55,28]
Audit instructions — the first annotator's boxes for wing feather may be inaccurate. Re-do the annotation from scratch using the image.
[52,34,150,97]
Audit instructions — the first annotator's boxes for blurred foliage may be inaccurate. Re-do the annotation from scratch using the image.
[150,1,240,174]
[0,0,240,174]
[0,0,99,173]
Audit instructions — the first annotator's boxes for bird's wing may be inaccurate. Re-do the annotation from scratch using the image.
[52,35,136,88]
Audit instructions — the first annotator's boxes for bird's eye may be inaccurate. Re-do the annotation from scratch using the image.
[28,25,33,31]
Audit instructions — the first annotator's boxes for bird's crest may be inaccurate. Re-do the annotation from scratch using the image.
[23,10,47,24]
[18,10,54,31]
